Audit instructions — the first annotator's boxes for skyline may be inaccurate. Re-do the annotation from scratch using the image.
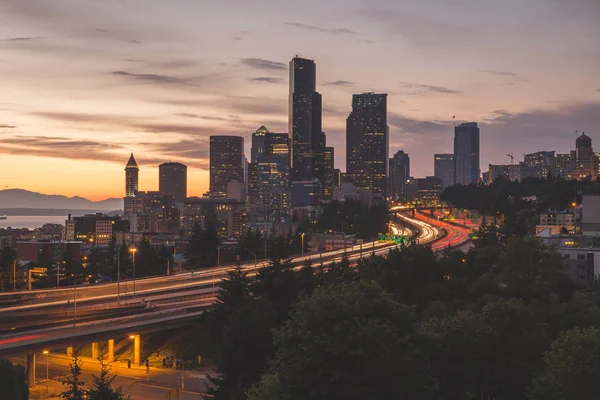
[0,0,599,200]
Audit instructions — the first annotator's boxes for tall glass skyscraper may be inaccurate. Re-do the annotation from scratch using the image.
[346,93,388,196]
[389,150,410,202]
[453,122,480,185]
[209,136,245,198]
[289,56,324,185]
[434,154,454,187]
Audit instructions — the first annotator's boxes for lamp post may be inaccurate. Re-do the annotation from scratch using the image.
[129,248,137,295]
[117,250,121,305]
[301,233,305,257]
[243,248,257,268]
[13,260,16,291]
[42,350,49,397]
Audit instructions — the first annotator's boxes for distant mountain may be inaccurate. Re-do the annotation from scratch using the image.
[0,189,123,211]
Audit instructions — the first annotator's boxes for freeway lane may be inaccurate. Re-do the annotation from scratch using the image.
[0,239,400,312]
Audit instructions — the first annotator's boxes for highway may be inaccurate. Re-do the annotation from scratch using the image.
[0,213,472,356]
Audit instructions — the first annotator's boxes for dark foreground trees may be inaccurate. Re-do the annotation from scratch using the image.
[0,359,28,400]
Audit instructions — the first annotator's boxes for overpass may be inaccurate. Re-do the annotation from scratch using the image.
[0,213,471,387]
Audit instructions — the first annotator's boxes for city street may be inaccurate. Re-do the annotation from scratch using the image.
[12,353,209,400]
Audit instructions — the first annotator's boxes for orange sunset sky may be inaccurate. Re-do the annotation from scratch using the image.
[0,0,598,201]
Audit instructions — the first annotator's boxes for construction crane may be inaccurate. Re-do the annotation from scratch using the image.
[507,153,515,164]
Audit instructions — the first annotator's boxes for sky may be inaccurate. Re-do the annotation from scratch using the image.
[0,0,599,201]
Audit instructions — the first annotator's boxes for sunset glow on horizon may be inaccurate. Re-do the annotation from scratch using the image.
[0,0,598,200]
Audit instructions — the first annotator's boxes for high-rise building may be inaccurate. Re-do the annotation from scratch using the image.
[323,147,335,199]
[256,158,290,218]
[389,151,410,203]
[125,153,139,197]
[346,93,388,196]
[210,136,245,198]
[251,125,269,163]
[289,56,325,184]
[434,154,454,187]
[159,162,187,202]
[453,122,480,185]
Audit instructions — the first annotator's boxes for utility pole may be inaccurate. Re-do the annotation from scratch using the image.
[13,260,16,291]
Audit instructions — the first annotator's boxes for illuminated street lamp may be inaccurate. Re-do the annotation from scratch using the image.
[42,350,49,396]
[301,233,305,257]
[129,248,137,295]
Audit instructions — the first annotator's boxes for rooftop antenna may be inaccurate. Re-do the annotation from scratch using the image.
[507,153,515,164]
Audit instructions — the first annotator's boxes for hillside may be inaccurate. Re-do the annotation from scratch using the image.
[0,189,122,211]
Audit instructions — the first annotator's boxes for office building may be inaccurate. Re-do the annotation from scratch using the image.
[434,154,454,188]
[406,177,443,207]
[568,132,596,180]
[65,213,129,246]
[291,180,321,207]
[256,158,290,218]
[388,150,410,203]
[159,162,187,202]
[210,136,245,198]
[289,56,325,184]
[251,125,269,163]
[183,198,247,239]
[346,93,388,196]
[125,153,139,197]
[453,122,480,185]
[524,151,555,168]
[323,147,335,199]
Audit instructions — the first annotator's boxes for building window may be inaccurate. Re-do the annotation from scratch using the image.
[577,254,586,260]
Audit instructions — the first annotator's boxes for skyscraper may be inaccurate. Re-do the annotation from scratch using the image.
[389,151,410,203]
[323,147,335,199]
[210,136,245,198]
[125,153,139,197]
[434,154,454,187]
[159,162,187,202]
[251,125,269,163]
[289,56,324,184]
[453,122,480,185]
[346,93,388,196]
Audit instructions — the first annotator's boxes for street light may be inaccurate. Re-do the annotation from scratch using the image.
[129,248,137,295]
[301,233,305,257]
[42,350,49,397]
[242,248,257,268]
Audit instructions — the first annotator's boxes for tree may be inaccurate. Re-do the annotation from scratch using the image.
[420,299,549,400]
[204,298,276,400]
[246,375,289,400]
[0,359,28,400]
[0,246,16,290]
[497,237,571,302]
[87,358,129,400]
[270,282,432,400]
[60,352,86,400]
[528,327,600,400]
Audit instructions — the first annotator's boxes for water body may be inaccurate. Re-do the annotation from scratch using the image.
[0,216,68,230]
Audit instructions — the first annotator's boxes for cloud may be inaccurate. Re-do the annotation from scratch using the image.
[174,113,200,119]
[249,77,284,84]
[96,29,110,33]
[0,135,134,164]
[285,22,359,36]
[240,58,286,71]
[111,70,198,86]
[0,124,16,128]
[597,88,600,92]
[478,69,519,77]
[388,113,450,135]
[6,36,44,41]
[324,80,355,86]
[398,81,460,95]
[127,39,143,44]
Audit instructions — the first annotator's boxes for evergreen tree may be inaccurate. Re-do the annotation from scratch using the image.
[60,352,86,400]
[87,358,129,400]
[0,359,28,400]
